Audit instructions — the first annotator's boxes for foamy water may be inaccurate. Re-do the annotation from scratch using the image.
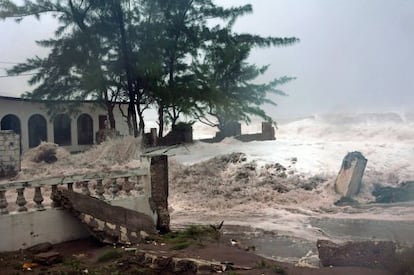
[168,112,414,263]
[2,112,413,264]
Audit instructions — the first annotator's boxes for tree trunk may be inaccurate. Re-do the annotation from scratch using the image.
[106,102,116,129]
[114,1,138,137]
[158,103,164,138]
[137,106,145,136]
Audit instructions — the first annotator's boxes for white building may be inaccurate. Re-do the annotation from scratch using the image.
[0,96,130,152]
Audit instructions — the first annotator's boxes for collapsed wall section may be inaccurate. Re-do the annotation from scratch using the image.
[0,130,20,178]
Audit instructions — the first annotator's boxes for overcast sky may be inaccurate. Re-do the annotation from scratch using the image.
[1,0,414,119]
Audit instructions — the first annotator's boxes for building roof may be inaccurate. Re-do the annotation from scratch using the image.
[0,95,128,104]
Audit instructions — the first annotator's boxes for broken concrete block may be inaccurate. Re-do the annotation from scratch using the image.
[372,181,414,203]
[335,151,367,197]
[317,239,396,268]
[27,242,53,254]
[34,251,63,265]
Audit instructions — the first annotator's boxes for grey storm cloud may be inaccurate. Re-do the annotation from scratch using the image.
[1,0,413,119]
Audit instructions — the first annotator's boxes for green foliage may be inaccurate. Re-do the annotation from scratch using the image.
[162,225,221,250]
[96,249,123,263]
[63,257,82,272]
[256,259,286,274]
[0,0,299,135]
[192,26,296,130]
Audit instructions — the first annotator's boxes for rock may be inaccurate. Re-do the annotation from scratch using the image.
[334,196,359,207]
[150,255,171,271]
[34,251,63,265]
[28,143,58,163]
[317,239,396,268]
[334,151,367,197]
[140,230,150,240]
[172,258,197,273]
[27,242,53,254]
[300,175,327,191]
[372,181,414,203]
[131,250,253,274]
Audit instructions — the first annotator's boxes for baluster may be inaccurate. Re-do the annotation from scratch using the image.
[0,190,8,215]
[110,178,119,199]
[95,179,105,200]
[33,186,45,211]
[123,177,132,196]
[142,175,150,194]
[67,182,74,191]
[81,181,90,196]
[50,184,61,208]
[16,188,27,212]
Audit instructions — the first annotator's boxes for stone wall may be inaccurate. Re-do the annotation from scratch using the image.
[0,130,20,178]
[202,122,275,143]
[0,163,159,252]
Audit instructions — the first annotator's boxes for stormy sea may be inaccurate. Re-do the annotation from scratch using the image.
[167,112,414,266]
[11,111,414,267]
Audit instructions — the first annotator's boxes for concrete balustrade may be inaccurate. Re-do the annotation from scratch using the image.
[0,154,172,252]
[0,168,149,215]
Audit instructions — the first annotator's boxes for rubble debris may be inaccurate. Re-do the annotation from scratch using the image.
[334,151,367,197]
[27,242,53,254]
[22,262,38,270]
[25,142,59,163]
[120,250,253,273]
[372,181,414,203]
[55,189,156,245]
[334,196,359,207]
[34,251,63,265]
[317,239,396,268]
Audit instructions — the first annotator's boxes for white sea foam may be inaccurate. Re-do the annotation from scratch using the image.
[2,112,412,262]
[168,112,414,253]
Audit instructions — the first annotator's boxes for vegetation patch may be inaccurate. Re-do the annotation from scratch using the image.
[96,249,123,263]
[256,259,286,275]
[390,246,414,275]
[162,225,221,250]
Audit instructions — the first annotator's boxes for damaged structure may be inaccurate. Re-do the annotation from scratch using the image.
[334,151,367,197]
[0,130,20,178]
[0,155,169,252]
[202,122,276,143]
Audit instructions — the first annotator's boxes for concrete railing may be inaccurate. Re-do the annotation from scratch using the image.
[0,167,150,215]
[0,155,173,252]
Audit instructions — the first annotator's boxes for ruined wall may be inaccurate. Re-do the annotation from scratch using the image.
[0,130,20,178]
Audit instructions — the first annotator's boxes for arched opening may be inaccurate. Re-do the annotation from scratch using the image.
[28,114,47,148]
[77,114,93,145]
[53,114,71,146]
[0,114,21,134]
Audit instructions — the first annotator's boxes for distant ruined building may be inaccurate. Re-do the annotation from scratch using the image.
[0,96,130,153]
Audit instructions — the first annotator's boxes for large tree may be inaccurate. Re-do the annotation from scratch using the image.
[192,26,297,130]
[140,0,255,137]
[1,0,141,134]
[1,0,299,137]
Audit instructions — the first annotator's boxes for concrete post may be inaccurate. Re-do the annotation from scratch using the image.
[150,155,170,234]
[261,122,275,140]
[150,128,158,146]
[335,151,367,197]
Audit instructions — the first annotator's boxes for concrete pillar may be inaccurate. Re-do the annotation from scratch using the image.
[150,155,170,234]
[261,122,275,140]
[0,131,21,178]
[335,151,367,197]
